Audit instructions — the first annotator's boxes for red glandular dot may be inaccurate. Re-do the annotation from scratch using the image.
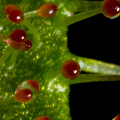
[8,9,24,23]
[60,60,81,80]
[14,89,32,103]
[34,116,50,120]
[27,80,39,93]
[10,29,26,43]
[38,4,57,17]
[20,39,32,51]
[113,115,120,120]
[5,4,20,16]
[102,0,120,18]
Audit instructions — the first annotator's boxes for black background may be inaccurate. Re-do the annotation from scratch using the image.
[68,13,120,120]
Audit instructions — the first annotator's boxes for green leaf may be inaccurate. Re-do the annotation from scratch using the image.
[0,0,120,120]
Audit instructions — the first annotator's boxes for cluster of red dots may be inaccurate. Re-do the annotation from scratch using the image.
[4,1,120,119]
[3,0,120,51]
[4,3,57,119]
[2,4,58,51]
[5,4,58,23]
[14,60,81,103]
[4,29,32,51]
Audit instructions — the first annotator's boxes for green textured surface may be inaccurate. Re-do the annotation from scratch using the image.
[0,0,120,120]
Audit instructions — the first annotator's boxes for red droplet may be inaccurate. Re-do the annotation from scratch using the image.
[113,115,120,120]
[14,88,32,102]
[10,29,26,43]
[34,116,50,120]
[38,4,57,17]
[27,80,39,93]
[102,0,120,18]
[5,4,20,16]
[60,60,81,80]
[8,9,24,23]
[20,39,32,51]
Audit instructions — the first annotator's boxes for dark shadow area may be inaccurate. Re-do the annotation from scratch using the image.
[68,13,120,120]
[68,13,120,65]
[69,81,120,120]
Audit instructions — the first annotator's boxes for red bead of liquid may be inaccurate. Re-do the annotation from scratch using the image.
[60,60,81,80]
[102,0,120,18]
[8,9,24,23]
[20,39,32,51]
[38,4,57,17]
[14,89,32,103]
[10,29,26,43]
[27,80,39,93]
[5,4,20,16]
[34,116,50,120]
[113,115,120,120]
